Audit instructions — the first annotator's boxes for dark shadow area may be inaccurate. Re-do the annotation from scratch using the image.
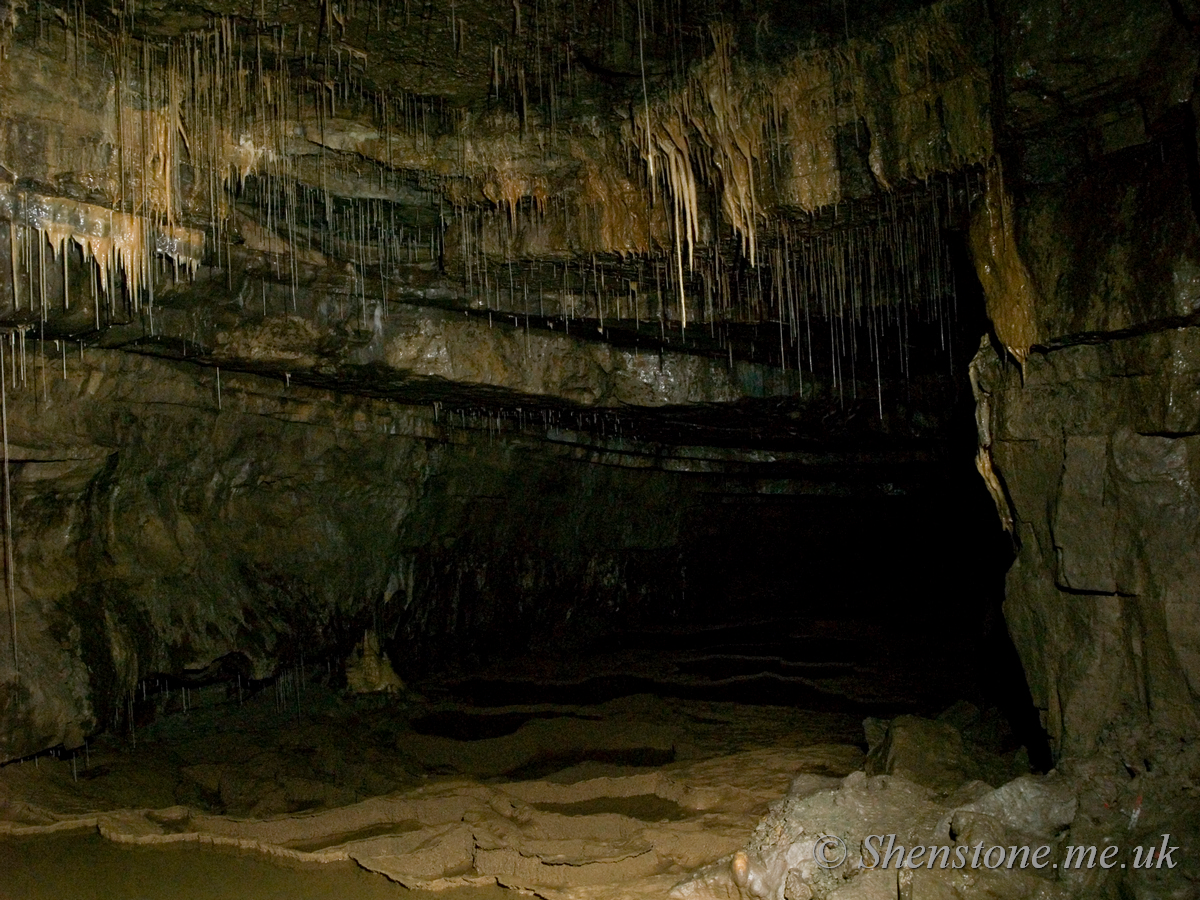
[442,672,914,713]
[502,747,677,781]
[421,232,1049,770]
[409,710,599,741]
[530,795,689,821]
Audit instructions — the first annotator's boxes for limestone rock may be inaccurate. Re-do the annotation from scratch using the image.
[826,869,897,900]
[861,718,888,756]
[979,18,1200,763]
[980,328,1200,758]
[670,763,1089,900]
[0,351,711,761]
[782,869,813,900]
[670,768,948,900]
[949,775,1077,838]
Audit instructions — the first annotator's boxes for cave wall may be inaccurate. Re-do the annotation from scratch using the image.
[0,350,698,761]
[0,0,1195,772]
[980,328,1200,760]
[979,0,1200,760]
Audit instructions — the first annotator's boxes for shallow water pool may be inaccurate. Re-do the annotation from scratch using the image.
[0,832,511,900]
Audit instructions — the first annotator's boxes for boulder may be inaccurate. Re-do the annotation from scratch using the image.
[950,775,1077,838]
[864,716,975,793]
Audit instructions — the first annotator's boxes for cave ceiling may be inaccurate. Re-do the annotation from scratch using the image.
[0,0,1033,489]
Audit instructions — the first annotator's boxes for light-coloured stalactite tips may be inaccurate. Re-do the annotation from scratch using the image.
[2,0,992,307]
[624,0,994,264]
[1,188,204,316]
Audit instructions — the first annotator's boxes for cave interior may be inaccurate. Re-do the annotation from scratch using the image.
[0,0,1198,897]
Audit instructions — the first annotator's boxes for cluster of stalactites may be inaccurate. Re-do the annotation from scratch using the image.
[1,187,204,316]
[1,17,283,315]
[2,10,437,314]
[624,0,993,272]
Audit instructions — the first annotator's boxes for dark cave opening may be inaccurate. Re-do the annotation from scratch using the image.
[348,228,1054,772]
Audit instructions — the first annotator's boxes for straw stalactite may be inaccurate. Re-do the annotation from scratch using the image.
[0,333,14,671]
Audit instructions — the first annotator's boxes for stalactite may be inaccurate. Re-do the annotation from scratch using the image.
[969,161,1037,371]
[0,0,982,427]
[0,333,14,673]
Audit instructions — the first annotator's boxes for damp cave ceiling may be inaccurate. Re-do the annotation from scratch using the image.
[82,0,946,103]
[0,0,1004,470]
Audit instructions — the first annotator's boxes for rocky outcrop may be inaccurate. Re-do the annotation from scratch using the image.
[977,328,1200,761]
[974,17,1200,763]
[671,714,1196,900]
[976,0,1200,761]
[0,740,864,897]
[671,764,1077,900]
[0,339,941,762]
[0,0,1195,792]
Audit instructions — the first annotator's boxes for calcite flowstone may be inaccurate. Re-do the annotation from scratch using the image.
[344,630,406,694]
[0,744,864,898]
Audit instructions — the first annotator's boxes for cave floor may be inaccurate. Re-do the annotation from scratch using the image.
[0,618,991,899]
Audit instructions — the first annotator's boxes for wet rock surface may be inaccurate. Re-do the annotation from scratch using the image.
[965,0,1200,811]
[0,350,700,760]
[0,611,1061,898]
[0,675,871,897]
[0,344,996,763]
[863,713,1027,794]
[6,704,1178,900]
[0,692,1057,899]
